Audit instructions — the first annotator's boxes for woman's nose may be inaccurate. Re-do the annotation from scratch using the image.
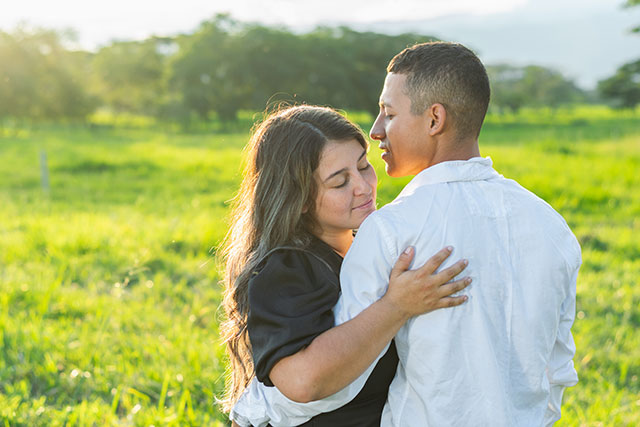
[353,172,373,196]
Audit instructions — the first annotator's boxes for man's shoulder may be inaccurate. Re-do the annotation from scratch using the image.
[501,177,569,222]
[364,195,423,237]
[375,180,447,218]
[501,177,582,266]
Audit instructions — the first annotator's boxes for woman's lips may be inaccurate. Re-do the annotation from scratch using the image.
[354,198,374,210]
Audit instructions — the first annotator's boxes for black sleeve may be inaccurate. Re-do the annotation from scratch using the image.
[248,249,340,386]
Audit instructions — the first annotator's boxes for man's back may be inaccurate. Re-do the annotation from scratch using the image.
[337,157,580,426]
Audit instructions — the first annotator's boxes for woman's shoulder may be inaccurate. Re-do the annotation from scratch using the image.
[246,244,342,385]
[254,246,334,281]
[249,244,340,298]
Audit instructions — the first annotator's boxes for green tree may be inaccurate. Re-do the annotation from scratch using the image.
[166,17,438,121]
[596,1,639,107]
[626,0,640,32]
[488,64,585,112]
[598,59,640,108]
[227,24,309,110]
[0,27,96,122]
[167,15,246,122]
[92,37,171,114]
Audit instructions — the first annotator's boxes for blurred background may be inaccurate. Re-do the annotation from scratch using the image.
[0,0,639,124]
[0,1,639,425]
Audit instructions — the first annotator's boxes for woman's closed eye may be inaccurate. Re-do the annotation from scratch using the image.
[333,177,348,188]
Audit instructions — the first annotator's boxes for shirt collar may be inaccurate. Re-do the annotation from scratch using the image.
[399,157,501,197]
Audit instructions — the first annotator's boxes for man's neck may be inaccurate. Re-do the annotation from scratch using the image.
[428,138,480,169]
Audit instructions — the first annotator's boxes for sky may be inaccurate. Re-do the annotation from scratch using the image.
[1,0,528,43]
[2,0,639,88]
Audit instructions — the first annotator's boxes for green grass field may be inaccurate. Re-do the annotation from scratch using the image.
[1,106,639,426]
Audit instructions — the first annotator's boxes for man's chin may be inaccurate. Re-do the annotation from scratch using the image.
[385,165,401,178]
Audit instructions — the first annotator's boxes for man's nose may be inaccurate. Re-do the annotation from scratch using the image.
[369,113,385,141]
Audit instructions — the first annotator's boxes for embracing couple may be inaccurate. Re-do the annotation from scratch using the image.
[221,42,580,426]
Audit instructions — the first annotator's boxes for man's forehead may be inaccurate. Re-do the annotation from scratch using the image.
[379,73,406,106]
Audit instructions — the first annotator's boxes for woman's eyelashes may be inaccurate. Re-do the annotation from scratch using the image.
[333,164,371,189]
[334,179,348,189]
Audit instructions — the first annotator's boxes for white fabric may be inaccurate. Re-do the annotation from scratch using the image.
[231,157,580,427]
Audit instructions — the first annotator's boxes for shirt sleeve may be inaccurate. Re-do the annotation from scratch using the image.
[544,259,580,426]
[248,249,339,386]
[335,213,396,324]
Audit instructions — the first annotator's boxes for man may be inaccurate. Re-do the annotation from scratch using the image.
[232,42,580,426]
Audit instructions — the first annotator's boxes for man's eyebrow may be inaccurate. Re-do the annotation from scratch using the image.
[379,100,393,109]
[323,150,367,182]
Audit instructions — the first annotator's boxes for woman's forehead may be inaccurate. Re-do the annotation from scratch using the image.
[317,139,366,179]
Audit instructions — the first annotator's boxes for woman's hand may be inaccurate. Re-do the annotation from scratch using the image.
[383,246,471,320]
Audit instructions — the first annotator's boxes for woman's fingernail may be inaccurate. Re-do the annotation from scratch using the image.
[466,277,472,284]
[446,246,453,252]
[404,246,413,255]
[462,259,469,266]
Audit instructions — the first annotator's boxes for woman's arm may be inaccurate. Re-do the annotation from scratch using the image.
[268,246,470,402]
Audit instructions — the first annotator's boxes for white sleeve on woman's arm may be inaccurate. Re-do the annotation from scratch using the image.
[230,368,378,427]
[230,215,395,426]
[543,262,580,426]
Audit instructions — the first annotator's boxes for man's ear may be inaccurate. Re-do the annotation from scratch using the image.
[427,103,447,136]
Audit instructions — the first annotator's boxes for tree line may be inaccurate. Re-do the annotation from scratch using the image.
[0,14,637,125]
[597,0,640,109]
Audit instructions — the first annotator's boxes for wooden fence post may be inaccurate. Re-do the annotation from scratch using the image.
[40,150,50,195]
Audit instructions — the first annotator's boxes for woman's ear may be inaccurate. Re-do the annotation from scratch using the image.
[427,103,447,136]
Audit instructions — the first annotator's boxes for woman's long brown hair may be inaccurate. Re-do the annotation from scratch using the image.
[219,105,367,411]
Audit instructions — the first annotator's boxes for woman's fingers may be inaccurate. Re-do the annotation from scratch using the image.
[436,294,469,309]
[416,246,454,276]
[431,258,469,284]
[390,246,415,279]
[437,277,472,298]
[386,246,471,317]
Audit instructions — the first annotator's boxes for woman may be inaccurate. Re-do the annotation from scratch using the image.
[221,106,470,425]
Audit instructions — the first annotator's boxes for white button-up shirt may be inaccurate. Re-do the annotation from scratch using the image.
[231,157,580,427]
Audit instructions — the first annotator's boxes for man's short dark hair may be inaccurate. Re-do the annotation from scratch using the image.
[387,42,490,140]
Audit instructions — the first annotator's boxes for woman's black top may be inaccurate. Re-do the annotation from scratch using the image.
[247,237,399,427]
